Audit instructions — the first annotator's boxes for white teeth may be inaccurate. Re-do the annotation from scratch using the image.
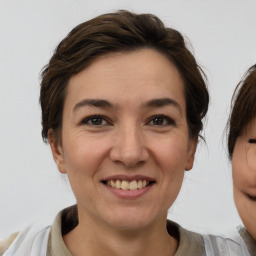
[106,179,151,190]
[110,180,115,188]
[116,180,121,189]
[138,180,142,189]
[121,180,130,190]
[129,180,137,190]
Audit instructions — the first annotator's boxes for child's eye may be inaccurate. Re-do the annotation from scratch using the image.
[147,115,176,126]
[80,115,110,126]
[248,139,256,144]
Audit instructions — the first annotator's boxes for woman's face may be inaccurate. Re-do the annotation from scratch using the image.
[50,48,197,231]
[232,118,256,239]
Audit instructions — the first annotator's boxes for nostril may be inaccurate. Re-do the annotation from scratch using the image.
[109,132,149,166]
[110,150,149,167]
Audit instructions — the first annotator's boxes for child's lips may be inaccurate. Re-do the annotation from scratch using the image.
[247,194,256,201]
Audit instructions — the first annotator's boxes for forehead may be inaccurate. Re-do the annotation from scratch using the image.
[66,48,185,109]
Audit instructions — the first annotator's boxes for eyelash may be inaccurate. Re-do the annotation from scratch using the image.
[79,114,176,127]
[248,139,256,144]
[79,115,111,126]
[147,115,176,126]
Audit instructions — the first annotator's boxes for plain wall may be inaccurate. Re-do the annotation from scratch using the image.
[1,0,256,239]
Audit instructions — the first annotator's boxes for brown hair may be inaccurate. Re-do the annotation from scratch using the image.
[228,64,256,158]
[40,10,209,143]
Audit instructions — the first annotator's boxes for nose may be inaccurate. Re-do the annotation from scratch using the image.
[109,124,149,168]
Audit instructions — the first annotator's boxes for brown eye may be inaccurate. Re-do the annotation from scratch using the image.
[248,139,256,144]
[152,117,165,125]
[90,117,105,125]
[80,115,110,126]
[148,115,176,126]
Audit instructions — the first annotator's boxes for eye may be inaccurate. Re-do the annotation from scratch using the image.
[248,139,256,144]
[79,115,110,126]
[147,115,176,126]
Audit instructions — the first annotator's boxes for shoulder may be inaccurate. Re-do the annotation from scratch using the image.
[2,206,76,256]
[2,225,50,256]
[167,220,206,255]
[0,232,19,255]
[236,226,256,255]
[48,206,76,256]
[202,227,252,256]
[167,220,251,256]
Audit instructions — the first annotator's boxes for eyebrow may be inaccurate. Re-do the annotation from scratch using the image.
[73,99,113,112]
[144,98,182,116]
[73,97,182,115]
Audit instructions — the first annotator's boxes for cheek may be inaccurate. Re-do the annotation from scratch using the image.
[232,161,245,189]
[157,137,189,166]
[62,136,110,202]
[62,135,110,177]
[247,146,256,172]
[153,136,188,183]
[233,148,256,190]
[232,147,249,188]
[151,137,186,208]
[233,148,256,239]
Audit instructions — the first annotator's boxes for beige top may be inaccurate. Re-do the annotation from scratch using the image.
[47,205,206,256]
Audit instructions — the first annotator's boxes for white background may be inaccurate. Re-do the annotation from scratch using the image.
[1,0,256,239]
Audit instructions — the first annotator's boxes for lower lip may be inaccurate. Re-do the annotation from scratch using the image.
[103,183,154,199]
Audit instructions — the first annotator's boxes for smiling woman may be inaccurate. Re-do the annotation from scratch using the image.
[2,10,246,256]
[50,49,194,239]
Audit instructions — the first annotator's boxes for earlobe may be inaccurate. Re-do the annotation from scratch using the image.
[48,129,67,174]
[185,137,197,171]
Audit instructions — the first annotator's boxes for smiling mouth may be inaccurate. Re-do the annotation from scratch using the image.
[247,194,256,201]
[101,179,156,190]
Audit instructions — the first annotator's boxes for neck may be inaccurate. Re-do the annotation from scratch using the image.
[63,210,178,256]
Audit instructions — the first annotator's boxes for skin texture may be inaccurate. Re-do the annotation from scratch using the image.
[49,48,197,256]
[232,118,256,240]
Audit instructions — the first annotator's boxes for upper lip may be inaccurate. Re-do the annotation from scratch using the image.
[101,175,156,182]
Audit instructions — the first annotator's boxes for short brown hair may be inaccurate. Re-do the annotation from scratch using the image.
[228,64,256,158]
[40,10,209,143]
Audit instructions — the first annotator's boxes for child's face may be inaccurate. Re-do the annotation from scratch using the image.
[232,118,256,239]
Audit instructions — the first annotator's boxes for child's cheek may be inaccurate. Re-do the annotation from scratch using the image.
[247,146,256,171]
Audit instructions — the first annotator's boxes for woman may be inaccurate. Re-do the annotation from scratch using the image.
[228,64,256,255]
[4,10,243,256]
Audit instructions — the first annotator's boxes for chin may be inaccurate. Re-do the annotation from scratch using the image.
[235,192,256,241]
[103,208,159,231]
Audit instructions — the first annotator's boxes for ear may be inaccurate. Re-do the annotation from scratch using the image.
[185,137,198,171]
[48,129,67,174]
